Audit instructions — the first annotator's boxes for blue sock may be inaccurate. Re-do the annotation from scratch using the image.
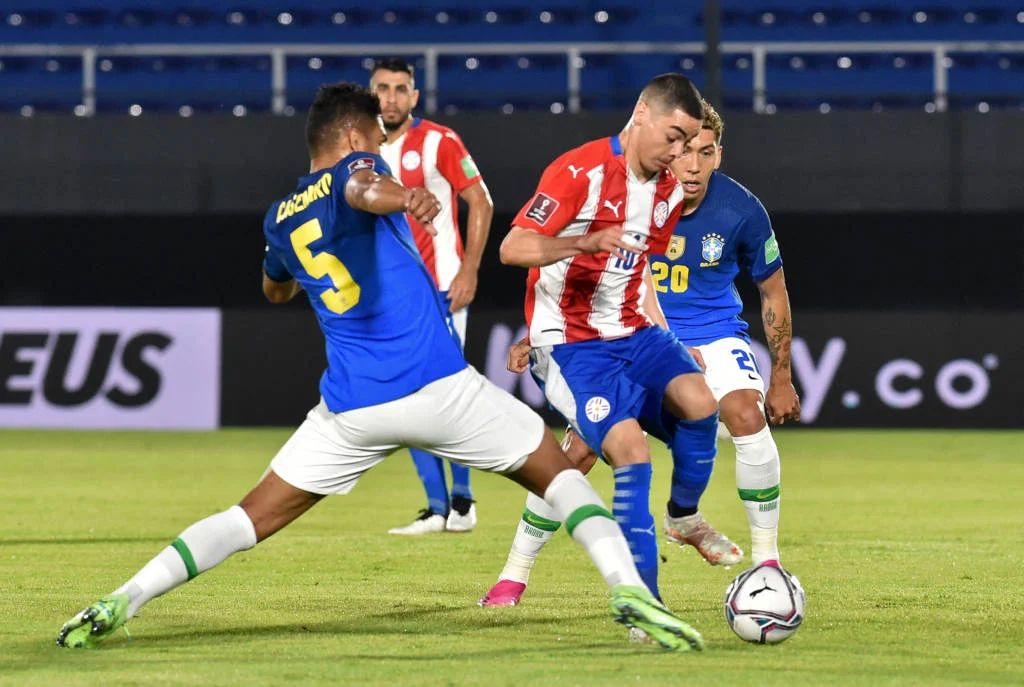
[669,412,719,511]
[409,449,449,515]
[448,462,472,501]
[612,463,660,601]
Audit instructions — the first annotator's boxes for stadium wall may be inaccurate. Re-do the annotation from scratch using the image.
[0,307,1020,430]
[4,212,1023,311]
[3,110,1024,214]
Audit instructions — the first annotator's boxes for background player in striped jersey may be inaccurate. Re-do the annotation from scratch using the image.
[482,101,799,608]
[56,82,704,653]
[370,58,495,535]
[492,74,722,609]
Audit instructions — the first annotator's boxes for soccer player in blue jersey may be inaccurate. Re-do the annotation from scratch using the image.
[480,101,799,609]
[56,83,704,652]
[650,100,800,568]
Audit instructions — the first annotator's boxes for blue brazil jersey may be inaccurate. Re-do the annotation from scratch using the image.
[648,171,782,346]
[262,152,466,412]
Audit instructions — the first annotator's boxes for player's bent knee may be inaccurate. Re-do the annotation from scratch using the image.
[721,390,767,437]
[665,373,718,421]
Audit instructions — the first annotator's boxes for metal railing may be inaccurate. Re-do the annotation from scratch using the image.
[1,40,1022,115]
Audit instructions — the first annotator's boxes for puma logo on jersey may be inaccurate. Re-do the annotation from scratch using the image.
[568,164,584,179]
[603,199,623,218]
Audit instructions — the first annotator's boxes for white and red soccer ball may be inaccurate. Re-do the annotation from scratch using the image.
[724,560,806,644]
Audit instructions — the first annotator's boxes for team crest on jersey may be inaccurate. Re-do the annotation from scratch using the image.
[652,200,670,228]
[347,157,375,173]
[665,236,685,260]
[584,396,611,423]
[701,233,725,266]
[525,193,559,226]
[401,150,421,171]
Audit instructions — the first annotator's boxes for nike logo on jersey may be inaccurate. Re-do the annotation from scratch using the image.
[603,199,623,218]
[568,164,584,179]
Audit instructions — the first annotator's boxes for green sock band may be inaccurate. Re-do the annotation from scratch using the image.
[738,484,781,502]
[522,508,561,532]
[565,504,614,537]
[171,538,199,580]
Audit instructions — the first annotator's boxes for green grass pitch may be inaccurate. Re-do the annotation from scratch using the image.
[1,429,1022,686]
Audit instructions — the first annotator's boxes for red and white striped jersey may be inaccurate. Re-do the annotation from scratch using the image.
[513,136,685,347]
[380,118,482,291]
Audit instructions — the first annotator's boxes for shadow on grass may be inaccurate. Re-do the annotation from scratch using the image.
[8,606,657,673]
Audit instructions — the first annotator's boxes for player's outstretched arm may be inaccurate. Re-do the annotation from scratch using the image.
[757,268,801,424]
[344,170,441,234]
[499,225,643,268]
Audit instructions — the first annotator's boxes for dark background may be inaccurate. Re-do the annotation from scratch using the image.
[2,111,1021,427]
[2,111,1023,312]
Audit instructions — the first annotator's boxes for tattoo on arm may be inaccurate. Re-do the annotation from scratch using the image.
[763,305,792,372]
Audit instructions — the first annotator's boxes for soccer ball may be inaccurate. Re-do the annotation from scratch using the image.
[724,561,805,644]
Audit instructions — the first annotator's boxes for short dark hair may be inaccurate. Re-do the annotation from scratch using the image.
[370,57,415,82]
[305,82,381,156]
[640,73,704,121]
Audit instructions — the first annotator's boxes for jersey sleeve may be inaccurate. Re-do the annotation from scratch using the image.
[434,129,482,193]
[512,153,591,237]
[334,152,393,208]
[262,242,292,282]
[737,195,783,283]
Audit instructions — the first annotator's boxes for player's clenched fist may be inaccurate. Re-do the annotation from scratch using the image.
[404,187,442,233]
[577,225,646,262]
[507,337,531,374]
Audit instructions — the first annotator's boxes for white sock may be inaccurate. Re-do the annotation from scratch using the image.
[543,469,645,590]
[734,425,781,565]
[498,492,561,584]
[114,505,257,618]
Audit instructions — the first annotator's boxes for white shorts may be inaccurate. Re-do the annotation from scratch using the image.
[269,367,545,495]
[694,337,765,403]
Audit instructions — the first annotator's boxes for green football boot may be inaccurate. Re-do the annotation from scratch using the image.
[56,593,131,648]
[610,585,705,652]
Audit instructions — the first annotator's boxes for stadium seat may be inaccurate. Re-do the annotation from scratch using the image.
[0,0,1022,112]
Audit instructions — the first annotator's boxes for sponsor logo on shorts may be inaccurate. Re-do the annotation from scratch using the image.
[652,200,670,228]
[524,193,559,226]
[401,150,421,171]
[584,396,611,423]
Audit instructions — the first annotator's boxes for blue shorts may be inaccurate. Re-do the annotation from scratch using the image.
[530,326,703,460]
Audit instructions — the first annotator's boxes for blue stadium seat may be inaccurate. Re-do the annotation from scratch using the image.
[0,0,1022,112]
[0,56,82,112]
[286,55,380,109]
[436,53,568,111]
[92,55,271,112]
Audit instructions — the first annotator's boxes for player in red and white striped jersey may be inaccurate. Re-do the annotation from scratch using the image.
[370,58,494,536]
[488,74,722,610]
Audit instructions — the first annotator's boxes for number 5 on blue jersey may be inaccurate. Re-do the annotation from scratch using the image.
[290,217,361,314]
